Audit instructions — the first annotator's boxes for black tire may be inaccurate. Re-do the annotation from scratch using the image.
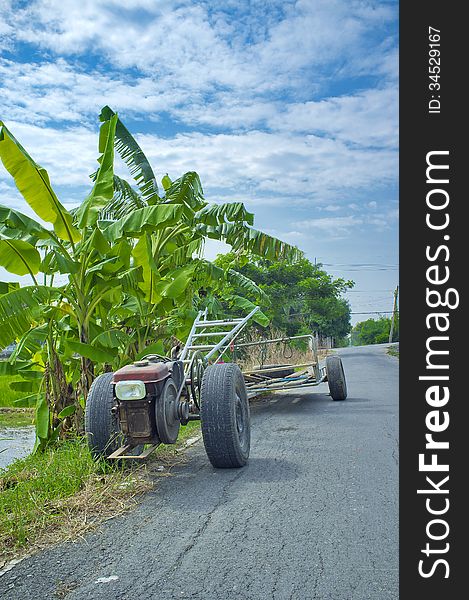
[200,363,250,468]
[85,372,120,458]
[326,355,347,401]
[254,364,295,379]
[85,373,143,458]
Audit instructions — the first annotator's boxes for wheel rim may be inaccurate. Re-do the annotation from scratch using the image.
[156,379,180,444]
[235,392,249,453]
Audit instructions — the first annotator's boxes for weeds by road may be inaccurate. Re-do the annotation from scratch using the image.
[0,408,34,428]
[387,344,399,359]
[0,421,201,569]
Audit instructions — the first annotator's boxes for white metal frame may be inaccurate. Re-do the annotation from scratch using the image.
[179,306,260,369]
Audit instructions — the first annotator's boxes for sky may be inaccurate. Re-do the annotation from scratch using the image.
[0,0,398,325]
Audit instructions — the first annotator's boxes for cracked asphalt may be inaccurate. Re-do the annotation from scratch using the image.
[0,344,398,600]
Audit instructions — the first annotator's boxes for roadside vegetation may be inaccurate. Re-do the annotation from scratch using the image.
[0,106,300,449]
[0,373,32,427]
[215,254,354,345]
[0,106,354,562]
[0,421,200,566]
[351,316,399,346]
[0,374,25,408]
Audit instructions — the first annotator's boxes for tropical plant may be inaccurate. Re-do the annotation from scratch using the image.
[0,107,301,450]
[351,316,399,346]
[215,254,354,342]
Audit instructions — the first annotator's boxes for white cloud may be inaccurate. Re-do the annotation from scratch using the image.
[134,129,397,203]
[0,0,398,281]
[293,215,363,231]
[2,1,397,99]
[267,87,398,148]
[0,119,397,217]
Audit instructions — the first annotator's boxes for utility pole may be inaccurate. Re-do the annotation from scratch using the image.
[389,285,399,343]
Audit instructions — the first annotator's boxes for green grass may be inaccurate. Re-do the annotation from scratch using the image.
[0,374,26,408]
[0,421,201,563]
[387,344,399,359]
[0,409,34,428]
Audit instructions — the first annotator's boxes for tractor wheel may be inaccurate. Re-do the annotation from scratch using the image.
[85,372,121,458]
[200,363,250,468]
[85,373,143,458]
[326,355,347,401]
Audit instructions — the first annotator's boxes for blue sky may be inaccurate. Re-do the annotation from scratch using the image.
[0,0,398,324]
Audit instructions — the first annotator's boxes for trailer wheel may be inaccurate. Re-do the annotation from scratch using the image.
[200,363,250,468]
[85,372,142,458]
[326,355,347,401]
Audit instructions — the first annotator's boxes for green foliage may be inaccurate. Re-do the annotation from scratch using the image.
[0,239,40,277]
[0,374,27,407]
[351,316,399,345]
[0,286,60,348]
[76,114,118,228]
[100,105,160,204]
[0,106,301,452]
[215,254,354,342]
[0,121,79,243]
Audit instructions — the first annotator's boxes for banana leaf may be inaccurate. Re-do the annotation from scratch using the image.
[0,122,80,243]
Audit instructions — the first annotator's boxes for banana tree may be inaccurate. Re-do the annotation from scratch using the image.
[0,113,140,448]
[0,107,302,451]
[97,106,302,338]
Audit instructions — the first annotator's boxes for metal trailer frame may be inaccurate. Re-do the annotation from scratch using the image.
[233,334,327,393]
[181,306,327,395]
[101,306,335,461]
[178,305,262,399]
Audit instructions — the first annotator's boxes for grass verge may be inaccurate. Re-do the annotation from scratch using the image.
[0,408,34,428]
[0,420,201,569]
[387,344,399,359]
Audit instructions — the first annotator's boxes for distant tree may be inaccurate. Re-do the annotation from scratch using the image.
[351,315,399,346]
[214,254,354,343]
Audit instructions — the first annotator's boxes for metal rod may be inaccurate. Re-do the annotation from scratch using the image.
[246,373,327,392]
[234,334,314,348]
[195,319,244,327]
[205,306,260,361]
[179,309,205,361]
[245,372,312,386]
[193,332,232,337]
[242,362,317,375]
[185,345,215,351]
[107,443,160,460]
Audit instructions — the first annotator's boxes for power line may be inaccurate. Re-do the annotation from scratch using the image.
[351,311,396,315]
[323,263,399,267]
[288,310,396,317]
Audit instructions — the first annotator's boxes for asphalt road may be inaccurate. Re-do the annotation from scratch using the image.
[0,344,398,600]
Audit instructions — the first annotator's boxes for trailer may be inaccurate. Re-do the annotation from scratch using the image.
[85,306,347,469]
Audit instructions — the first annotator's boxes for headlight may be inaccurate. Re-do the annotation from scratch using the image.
[115,380,146,401]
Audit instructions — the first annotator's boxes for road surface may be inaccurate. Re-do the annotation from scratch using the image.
[0,344,398,599]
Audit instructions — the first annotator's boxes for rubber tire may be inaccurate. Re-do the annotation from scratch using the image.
[85,373,143,458]
[200,363,250,469]
[85,372,121,458]
[326,355,347,401]
[254,364,295,378]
